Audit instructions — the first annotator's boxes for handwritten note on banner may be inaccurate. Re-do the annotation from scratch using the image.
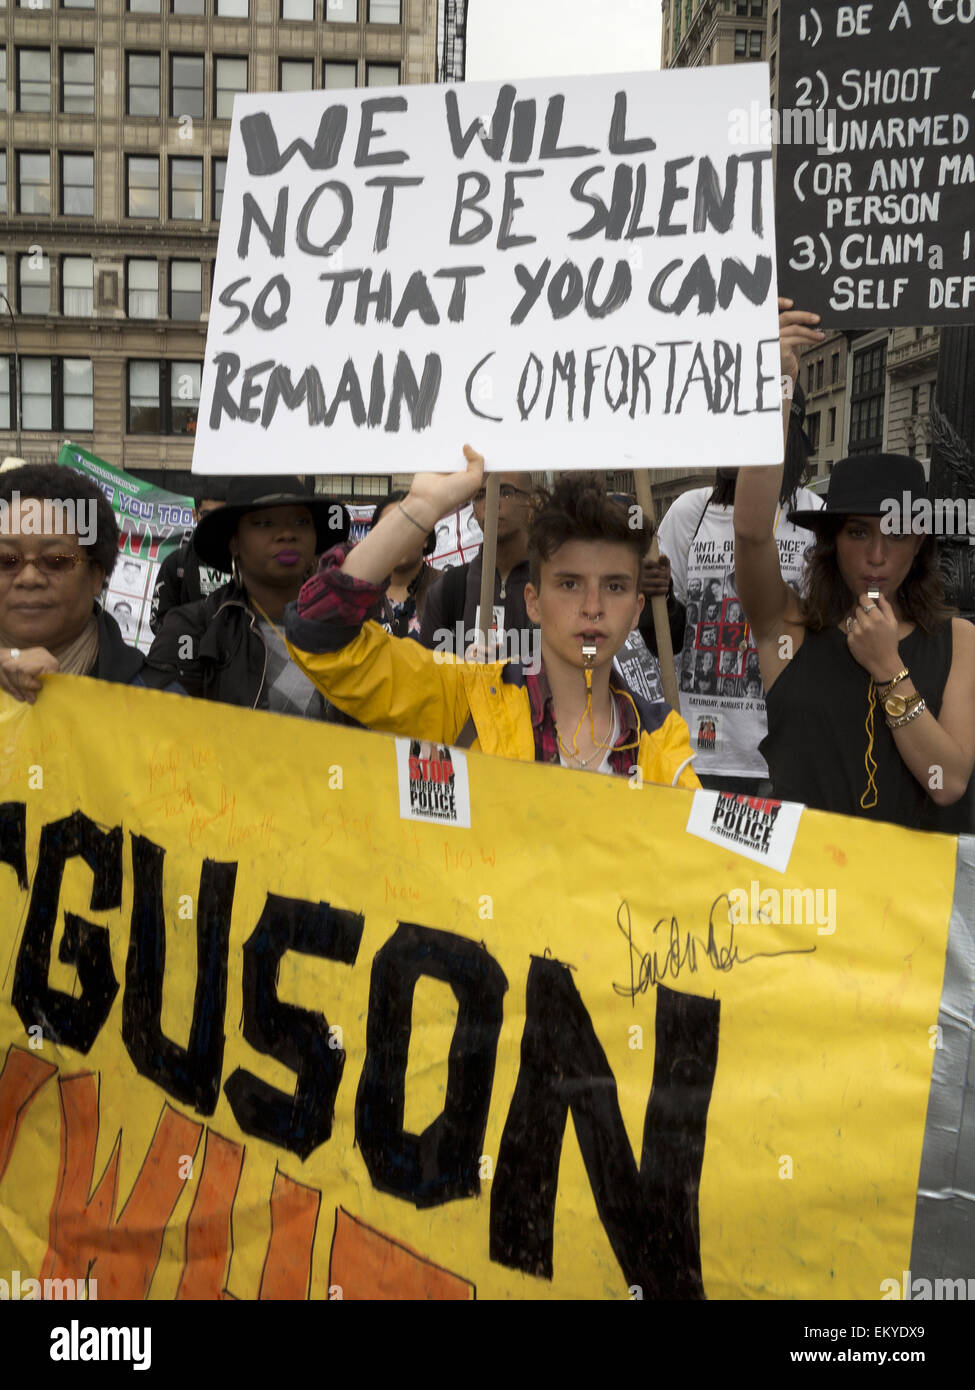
[0,680,963,1299]
[195,66,783,476]
[776,0,975,326]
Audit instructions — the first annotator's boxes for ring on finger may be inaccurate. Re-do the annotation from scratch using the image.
[861,603,876,613]
[845,616,856,632]
[9,648,20,661]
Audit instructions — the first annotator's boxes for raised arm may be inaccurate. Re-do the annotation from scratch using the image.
[344,445,484,584]
[734,299,824,645]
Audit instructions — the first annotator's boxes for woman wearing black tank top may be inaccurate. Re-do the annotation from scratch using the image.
[732,300,975,829]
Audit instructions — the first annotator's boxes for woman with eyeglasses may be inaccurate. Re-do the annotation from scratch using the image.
[419,471,536,656]
[0,464,179,703]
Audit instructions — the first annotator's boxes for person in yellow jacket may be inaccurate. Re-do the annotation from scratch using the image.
[284,448,699,791]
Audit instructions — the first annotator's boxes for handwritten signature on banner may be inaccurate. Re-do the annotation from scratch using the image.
[613,898,817,999]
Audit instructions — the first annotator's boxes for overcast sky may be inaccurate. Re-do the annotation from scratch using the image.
[465,0,662,82]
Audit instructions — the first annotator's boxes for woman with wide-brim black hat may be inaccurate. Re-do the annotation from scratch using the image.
[732,299,975,830]
[144,475,351,717]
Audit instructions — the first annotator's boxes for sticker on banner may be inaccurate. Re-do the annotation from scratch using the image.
[396,738,471,828]
[685,789,803,874]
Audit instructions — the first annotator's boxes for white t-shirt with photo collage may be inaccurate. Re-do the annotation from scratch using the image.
[658,487,822,778]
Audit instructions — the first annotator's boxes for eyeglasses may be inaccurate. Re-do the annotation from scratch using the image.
[473,485,531,503]
[0,552,89,576]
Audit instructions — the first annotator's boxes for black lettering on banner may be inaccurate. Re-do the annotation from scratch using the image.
[444,85,517,161]
[356,922,508,1207]
[490,961,719,1294]
[365,175,425,253]
[385,352,442,432]
[12,812,122,1054]
[122,835,237,1116]
[353,97,410,168]
[223,893,364,1160]
[237,190,288,258]
[0,801,28,889]
[239,108,349,176]
[295,182,354,256]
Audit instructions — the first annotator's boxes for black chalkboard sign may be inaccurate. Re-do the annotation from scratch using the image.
[775,1,975,326]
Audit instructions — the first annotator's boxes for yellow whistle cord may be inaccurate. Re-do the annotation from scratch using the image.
[860,678,879,810]
[557,663,642,765]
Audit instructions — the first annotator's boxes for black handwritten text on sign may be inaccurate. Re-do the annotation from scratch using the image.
[195,67,784,476]
[775,1,975,327]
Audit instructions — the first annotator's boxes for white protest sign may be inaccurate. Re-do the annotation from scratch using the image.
[194,66,782,476]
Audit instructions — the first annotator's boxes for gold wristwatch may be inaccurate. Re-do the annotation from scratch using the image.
[883,690,922,720]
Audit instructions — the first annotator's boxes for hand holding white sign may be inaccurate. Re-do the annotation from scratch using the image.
[343,444,484,585]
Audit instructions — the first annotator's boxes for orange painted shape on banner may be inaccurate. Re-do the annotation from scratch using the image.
[329,1206,475,1300]
[258,1166,321,1300]
[42,1077,202,1299]
[176,1129,245,1301]
[0,1046,57,1183]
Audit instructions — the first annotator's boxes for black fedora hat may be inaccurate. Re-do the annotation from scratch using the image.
[192,475,351,571]
[789,453,927,530]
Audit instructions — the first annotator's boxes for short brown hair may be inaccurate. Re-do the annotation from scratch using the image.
[527,473,650,588]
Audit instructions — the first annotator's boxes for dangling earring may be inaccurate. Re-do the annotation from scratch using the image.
[231,555,242,588]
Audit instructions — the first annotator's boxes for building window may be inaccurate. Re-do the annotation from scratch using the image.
[734,30,747,56]
[127,53,160,117]
[280,59,314,91]
[127,156,159,217]
[828,406,836,443]
[1,49,7,111]
[170,158,203,219]
[18,49,51,114]
[61,154,95,216]
[325,0,356,19]
[216,0,248,13]
[366,63,399,86]
[127,360,202,434]
[806,363,814,394]
[324,61,356,88]
[0,154,6,216]
[213,157,226,219]
[0,358,9,431]
[128,0,160,11]
[172,0,205,12]
[831,351,839,384]
[815,358,823,390]
[61,50,95,113]
[929,381,936,411]
[19,253,51,315]
[63,358,93,430]
[215,56,247,118]
[283,0,314,16]
[368,0,399,20]
[848,342,887,454]
[18,153,52,215]
[63,0,96,8]
[806,412,820,453]
[736,1,748,11]
[128,259,158,317]
[62,256,94,316]
[10,358,92,432]
[22,359,53,429]
[170,261,203,319]
[171,54,204,120]
[749,31,763,57]
[171,361,201,432]
[16,0,52,6]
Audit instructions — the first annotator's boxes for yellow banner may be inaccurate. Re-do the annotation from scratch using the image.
[0,678,955,1300]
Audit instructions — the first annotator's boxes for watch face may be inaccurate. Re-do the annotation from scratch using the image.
[885,694,908,718]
